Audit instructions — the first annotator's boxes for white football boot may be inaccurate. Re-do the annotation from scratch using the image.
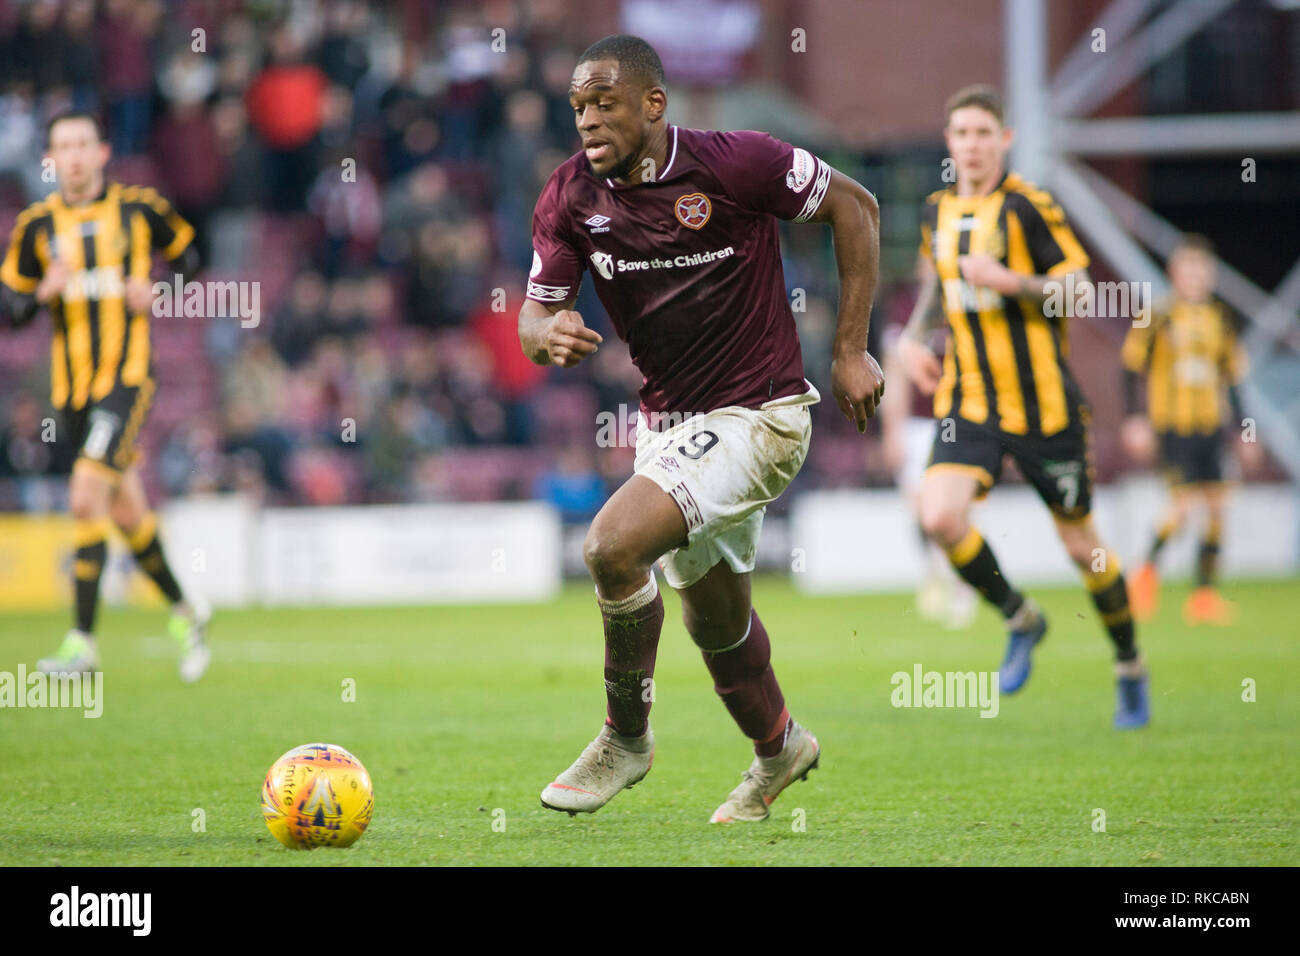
[37,629,100,675]
[541,723,654,815]
[169,593,212,684]
[710,720,820,823]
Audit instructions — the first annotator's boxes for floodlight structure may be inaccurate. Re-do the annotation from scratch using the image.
[1004,0,1300,480]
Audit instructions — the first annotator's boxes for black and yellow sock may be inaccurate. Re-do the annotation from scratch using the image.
[1196,517,1222,588]
[1146,515,1179,564]
[1084,551,1138,661]
[945,527,1024,618]
[73,517,112,634]
[128,513,184,604]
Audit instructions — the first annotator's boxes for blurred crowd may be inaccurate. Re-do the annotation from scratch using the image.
[0,0,902,519]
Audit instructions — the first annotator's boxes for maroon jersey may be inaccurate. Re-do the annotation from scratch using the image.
[527,125,831,416]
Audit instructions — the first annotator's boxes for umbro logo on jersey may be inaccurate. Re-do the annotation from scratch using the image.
[584,214,611,234]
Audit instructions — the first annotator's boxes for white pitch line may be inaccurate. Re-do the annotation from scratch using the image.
[135,636,390,663]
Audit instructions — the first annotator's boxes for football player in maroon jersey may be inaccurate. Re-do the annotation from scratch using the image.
[519,35,883,822]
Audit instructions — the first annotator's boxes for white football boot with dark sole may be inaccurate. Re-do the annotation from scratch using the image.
[541,723,654,816]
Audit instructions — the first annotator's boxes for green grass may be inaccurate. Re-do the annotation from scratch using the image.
[1,577,1296,866]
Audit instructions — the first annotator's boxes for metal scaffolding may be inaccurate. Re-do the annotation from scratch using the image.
[1003,0,1300,480]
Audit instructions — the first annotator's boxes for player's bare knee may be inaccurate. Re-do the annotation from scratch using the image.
[583,529,644,593]
[68,487,107,523]
[919,504,965,549]
[1067,540,1096,569]
[110,505,140,538]
[1058,525,1100,568]
[581,529,612,578]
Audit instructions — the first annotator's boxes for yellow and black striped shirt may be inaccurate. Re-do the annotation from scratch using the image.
[0,182,194,411]
[920,172,1091,437]
[1121,297,1245,435]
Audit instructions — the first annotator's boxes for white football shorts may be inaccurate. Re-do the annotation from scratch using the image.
[634,383,820,589]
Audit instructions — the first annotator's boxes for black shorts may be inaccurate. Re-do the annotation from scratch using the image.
[926,413,1095,521]
[53,381,155,480]
[1158,431,1224,486]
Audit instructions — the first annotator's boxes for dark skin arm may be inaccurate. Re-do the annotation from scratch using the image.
[809,167,884,432]
[518,295,603,368]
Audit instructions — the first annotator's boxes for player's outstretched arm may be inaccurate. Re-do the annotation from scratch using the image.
[810,167,884,432]
[518,296,603,368]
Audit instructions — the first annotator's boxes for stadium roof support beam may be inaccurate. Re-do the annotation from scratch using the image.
[1050,0,1154,96]
[1046,163,1169,295]
[1059,160,1300,478]
[1004,0,1050,183]
[1249,257,1300,353]
[1052,0,1237,117]
[1006,0,1300,480]
[1060,113,1300,156]
[1069,161,1298,344]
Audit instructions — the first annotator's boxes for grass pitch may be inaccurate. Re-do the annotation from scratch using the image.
[1,577,1296,866]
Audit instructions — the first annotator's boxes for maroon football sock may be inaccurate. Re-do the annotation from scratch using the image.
[700,609,789,755]
[598,573,664,738]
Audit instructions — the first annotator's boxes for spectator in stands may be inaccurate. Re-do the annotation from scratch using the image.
[272,270,330,368]
[533,444,608,524]
[245,24,327,211]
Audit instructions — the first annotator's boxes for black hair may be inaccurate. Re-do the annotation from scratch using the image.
[577,34,666,91]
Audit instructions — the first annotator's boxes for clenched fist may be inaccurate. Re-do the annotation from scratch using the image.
[125,277,156,315]
[1121,415,1155,465]
[898,336,942,395]
[832,349,885,433]
[35,259,70,304]
[544,309,603,368]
